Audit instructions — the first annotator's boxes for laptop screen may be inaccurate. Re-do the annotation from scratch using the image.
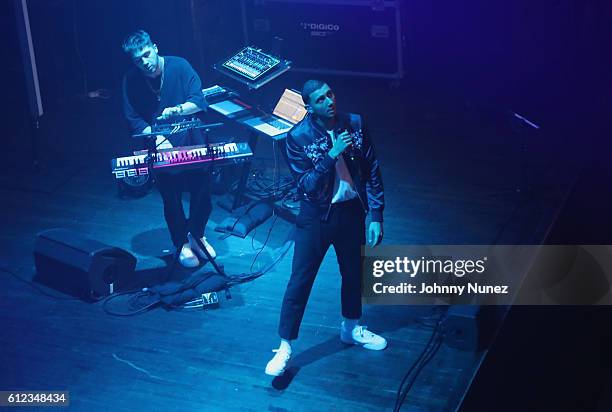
[272,89,308,125]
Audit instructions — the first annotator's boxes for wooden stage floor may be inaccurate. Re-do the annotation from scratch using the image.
[0,85,574,411]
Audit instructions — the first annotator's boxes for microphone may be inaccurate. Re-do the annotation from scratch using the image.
[336,128,356,161]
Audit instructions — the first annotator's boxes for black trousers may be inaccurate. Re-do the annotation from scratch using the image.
[155,168,212,248]
[278,198,365,340]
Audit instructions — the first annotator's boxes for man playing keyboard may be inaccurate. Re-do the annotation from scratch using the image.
[121,30,216,267]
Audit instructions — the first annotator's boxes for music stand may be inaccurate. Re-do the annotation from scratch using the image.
[489,111,541,245]
[188,233,227,278]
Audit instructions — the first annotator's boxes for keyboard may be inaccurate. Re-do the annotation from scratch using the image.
[111,142,253,179]
[267,118,291,130]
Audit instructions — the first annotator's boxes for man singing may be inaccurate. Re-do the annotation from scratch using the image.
[266,80,386,376]
[121,30,215,267]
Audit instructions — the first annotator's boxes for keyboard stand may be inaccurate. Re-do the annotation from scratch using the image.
[206,91,294,211]
[223,130,258,211]
[213,61,291,90]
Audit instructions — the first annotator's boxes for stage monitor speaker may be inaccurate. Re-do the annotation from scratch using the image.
[33,228,137,300]
[441,305,498,351]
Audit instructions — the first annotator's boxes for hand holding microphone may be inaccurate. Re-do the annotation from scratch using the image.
[329,129,353,159]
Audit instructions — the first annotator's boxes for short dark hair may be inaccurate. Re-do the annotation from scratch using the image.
[122,30,153,55]
[301,80,326,105]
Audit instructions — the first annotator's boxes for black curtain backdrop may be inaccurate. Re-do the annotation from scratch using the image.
[7,0,611,161]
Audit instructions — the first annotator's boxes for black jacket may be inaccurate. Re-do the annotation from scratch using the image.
[122,56,206,147]
[286,112,384,222]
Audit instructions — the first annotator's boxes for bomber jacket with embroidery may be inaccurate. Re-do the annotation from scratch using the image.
[285,112,384,222]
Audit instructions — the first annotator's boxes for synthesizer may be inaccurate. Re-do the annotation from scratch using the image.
[215,46,290,90]
[132,119,224,138]
[111,142,252,179]
[221,46,280,81]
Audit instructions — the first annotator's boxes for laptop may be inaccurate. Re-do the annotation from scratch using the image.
[242,89,308,138]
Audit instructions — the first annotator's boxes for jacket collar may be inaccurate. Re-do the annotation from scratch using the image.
[306,112,351,137]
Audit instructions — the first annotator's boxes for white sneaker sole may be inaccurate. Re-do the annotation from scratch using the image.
[179,256,200,268]
[265,351,290,376]
[265,367,285,377]
[340,335,388,351]
[265,360,289,376]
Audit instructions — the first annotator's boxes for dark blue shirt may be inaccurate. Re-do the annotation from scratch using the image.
[122,56,206,147]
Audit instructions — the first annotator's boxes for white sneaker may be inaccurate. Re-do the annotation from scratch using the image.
[189,236,217,260]
[265,348,291,376]
[179,243,200,268]
[340,323,387,350]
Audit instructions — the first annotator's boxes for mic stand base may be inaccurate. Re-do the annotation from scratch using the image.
[187,232,227,278]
